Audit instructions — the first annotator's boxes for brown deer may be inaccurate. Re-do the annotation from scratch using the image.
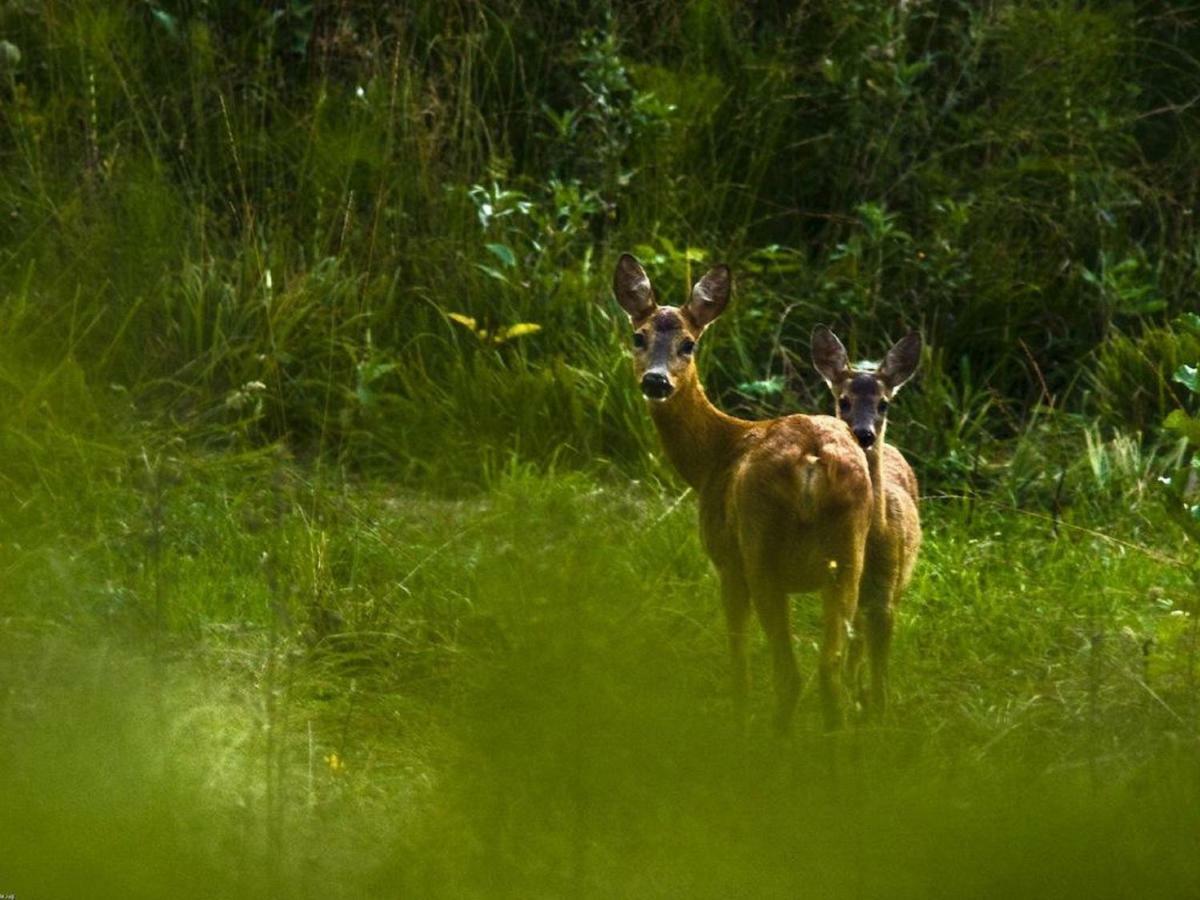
[612,254,873,733]
[810,326,922,718]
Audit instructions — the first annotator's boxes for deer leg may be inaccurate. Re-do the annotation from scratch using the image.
[847,609,867,711]
[719,570,751,723]
[863,598,895,719]
[751,587,799,736]
[819,570,860,733]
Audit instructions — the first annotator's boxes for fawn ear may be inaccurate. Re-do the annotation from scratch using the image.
[880,331,922,392]
[613,254,657,323]
[811,325,849,387]
[684,264,731,330]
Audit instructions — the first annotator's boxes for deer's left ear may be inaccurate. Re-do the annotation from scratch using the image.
[684,264,731,330]
[880,331,922,392]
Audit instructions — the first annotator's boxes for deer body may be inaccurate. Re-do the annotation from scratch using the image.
[613,256,872,732]
[812,327,923,717]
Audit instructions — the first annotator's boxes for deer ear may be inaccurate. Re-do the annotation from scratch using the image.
[811,326,849,387]
[612,254,657,323]
[684,264,731,330]
[880,331,922,392]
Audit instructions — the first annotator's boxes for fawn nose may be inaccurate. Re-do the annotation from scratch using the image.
[853,427,876,449]
[641,371,673,400]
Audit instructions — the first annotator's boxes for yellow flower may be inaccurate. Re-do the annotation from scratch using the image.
[324,752,345,774]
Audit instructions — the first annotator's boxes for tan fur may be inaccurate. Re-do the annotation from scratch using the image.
[810,326,923,718]
[613,256,872,733]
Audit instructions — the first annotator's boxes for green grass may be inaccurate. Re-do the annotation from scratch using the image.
[2,435,1198,898]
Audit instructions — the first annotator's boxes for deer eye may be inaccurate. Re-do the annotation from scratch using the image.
[633,332,647,350]
[678,339,696,356]
[878,400,889,414]
[838,397,851,412]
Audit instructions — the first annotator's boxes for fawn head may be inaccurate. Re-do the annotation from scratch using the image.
[811,326,922,450]
[612,253,731,402]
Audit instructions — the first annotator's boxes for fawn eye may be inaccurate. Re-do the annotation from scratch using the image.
[633,332,647,350]
[838,397,851,412]
[679,339,696,356]
[878,400,889,414]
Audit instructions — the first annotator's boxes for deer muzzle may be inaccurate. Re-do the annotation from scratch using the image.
[641,370,673,400]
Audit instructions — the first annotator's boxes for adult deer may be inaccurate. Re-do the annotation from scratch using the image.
[811,326,922,719]
[612,254,872,733]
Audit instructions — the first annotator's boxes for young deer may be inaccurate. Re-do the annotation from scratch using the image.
[811,326,922,718]
[612,254,873,733]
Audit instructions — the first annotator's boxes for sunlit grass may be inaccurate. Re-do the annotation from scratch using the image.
[2,436,1197,897]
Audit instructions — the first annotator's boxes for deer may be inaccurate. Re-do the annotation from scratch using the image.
[810,326,922,719]
[611,254,873,733]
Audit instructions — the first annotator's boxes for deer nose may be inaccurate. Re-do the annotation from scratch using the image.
[641,371,673,400]
[853,427,875,449]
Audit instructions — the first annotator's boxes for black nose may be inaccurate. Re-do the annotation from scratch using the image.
[853,428,875,449]
[641,371,672,400]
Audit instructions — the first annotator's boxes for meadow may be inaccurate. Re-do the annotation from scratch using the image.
[1,2,1199,897]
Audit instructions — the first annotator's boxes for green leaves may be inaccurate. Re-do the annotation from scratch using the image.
[1164,409,1200,446]
[1165,363,1200,446]
[1174,364,1199,394]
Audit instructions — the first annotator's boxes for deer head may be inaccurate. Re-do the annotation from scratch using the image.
[811,326,922,450]
[612,254,730,401]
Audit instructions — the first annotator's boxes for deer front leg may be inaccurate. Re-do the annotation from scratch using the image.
[751,587,799,736]
[719,569,751,724]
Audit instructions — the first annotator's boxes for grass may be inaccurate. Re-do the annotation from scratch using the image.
[2,430,1198,898]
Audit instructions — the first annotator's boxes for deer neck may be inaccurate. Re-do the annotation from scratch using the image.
[647,369,746,492]
[867,429,888,529]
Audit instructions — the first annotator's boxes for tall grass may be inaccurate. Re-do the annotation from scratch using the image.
[3,0,1199,487]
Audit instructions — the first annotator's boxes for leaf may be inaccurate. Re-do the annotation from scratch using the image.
[1164,409,1200,446]
[150,9,179,37]
[494,323,542,343]
[0,40,21,67]
[485,243,517,268]
[1172,364,1199,394]
[738,377,785,398]
[473,263,510,284]
[447,313,477,331]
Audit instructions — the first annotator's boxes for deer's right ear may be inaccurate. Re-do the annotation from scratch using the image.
[613,254,657,323]
[811,326,849,387]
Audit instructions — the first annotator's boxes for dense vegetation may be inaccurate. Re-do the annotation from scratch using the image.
[2,2,1199,897]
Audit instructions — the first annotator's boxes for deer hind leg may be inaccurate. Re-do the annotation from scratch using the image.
[719,569,751,724]
[847,609,868,711]
[819,566,862,732]
[862,596,895,719]
[750,585,799,736]
[857,549,897,721]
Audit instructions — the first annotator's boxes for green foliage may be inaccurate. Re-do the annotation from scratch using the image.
[1091,315,1200,435]
[3,0,1200,487]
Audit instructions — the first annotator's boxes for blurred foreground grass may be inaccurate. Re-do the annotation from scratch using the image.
[2,448,1198,898]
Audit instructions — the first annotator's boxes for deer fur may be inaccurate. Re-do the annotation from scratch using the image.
[612,254,872,732]
[811,326,922,718]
